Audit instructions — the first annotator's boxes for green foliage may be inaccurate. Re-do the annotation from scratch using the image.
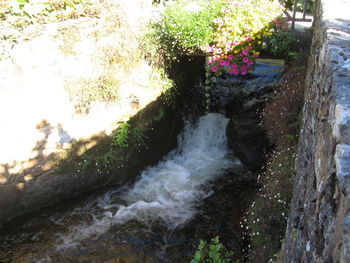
[287,51,302,62]
[191,236,235,263]
[80,122,130,171]
[266,17,296,57]
[131,127,146,146]
[268,31,295,56]
[0,0,98,27]
[283,0,317,13]
[150,0,224,61]
[152,108,165,122]
[80,155,92,170]
[148,68,174,93]
[113,122,130,148]
[77,121,149,172]
[140,24,166,67]
[144,0,287,79]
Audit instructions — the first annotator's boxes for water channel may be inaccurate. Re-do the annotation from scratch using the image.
[0,113,254,263]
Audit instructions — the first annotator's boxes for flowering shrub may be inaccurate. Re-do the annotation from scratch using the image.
[147,0,285,71]
[202,0,284,76]
[266,17,296,56]
[145,0,287,109]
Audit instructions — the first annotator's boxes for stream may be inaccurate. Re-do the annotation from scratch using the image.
[0,113,254,263]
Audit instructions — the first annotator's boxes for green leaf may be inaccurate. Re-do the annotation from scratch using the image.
[64,0,76,9]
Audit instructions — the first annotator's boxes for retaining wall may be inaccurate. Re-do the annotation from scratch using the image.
[281,0,350,262]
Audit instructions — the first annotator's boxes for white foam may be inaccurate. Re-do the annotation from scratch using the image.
[57,113,241,249]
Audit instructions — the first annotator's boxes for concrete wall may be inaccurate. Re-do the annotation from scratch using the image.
[281,0,350,262]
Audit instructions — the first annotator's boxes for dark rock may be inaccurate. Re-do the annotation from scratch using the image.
[226,100,269,171]
[199,59,284,171]
[208,59,284,113]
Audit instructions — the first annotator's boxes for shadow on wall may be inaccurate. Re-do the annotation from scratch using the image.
[0,51,203,227]
[0,119,74,188]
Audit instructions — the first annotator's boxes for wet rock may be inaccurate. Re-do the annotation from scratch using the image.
[208,59,284,113]
[191,59,284,171]
[226,100,269,171]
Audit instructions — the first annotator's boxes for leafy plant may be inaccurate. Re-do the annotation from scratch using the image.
[113,122,130,148]
[131,127,146,146]
[266,17,296,57]
[145,0,285,76]
[150,0,224,61]
[191,236,235,263]
[283,0,317,13]
[147,68,174,92]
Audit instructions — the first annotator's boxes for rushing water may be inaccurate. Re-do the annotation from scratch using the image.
[0,113,247,263]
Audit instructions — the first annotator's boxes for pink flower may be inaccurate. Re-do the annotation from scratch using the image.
[228,54,233,60]
[216,48,223,54]
[208,46,214,53]
[243,57,249,63]
[241,69,247,75]
[242,64,248,69]
[219,60,225,66]
[211,67,218,73]
[208,58,214,64]
[248,45,253,50]
[246,36,252,41]
[242,49,249,55]
[247,61,254,66]
[233,69,239,75]
[231,63,237,69]
[224,60,230,66]
[253,53,259,58]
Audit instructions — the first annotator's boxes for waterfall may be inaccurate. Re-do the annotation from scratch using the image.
[57,113,241,249]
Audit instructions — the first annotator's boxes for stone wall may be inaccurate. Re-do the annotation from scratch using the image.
[281,0,350,262]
